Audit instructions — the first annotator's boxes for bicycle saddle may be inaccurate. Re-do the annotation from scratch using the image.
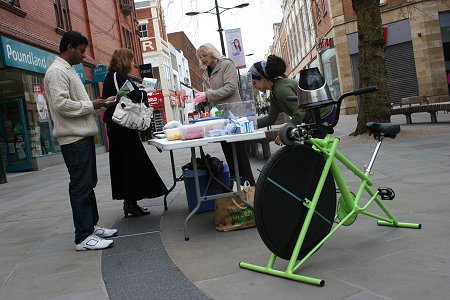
[366,122,400,138]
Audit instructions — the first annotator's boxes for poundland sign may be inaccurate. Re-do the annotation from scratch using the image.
[0,36,56,74]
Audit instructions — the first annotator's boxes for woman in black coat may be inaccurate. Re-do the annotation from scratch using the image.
[102,48,167,217]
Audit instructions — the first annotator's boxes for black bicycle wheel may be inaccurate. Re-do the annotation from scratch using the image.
[255,144,336,260]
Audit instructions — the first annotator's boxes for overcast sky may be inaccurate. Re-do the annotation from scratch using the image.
[160,0,283,73]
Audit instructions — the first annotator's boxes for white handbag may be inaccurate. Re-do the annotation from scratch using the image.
[111,72,153,131]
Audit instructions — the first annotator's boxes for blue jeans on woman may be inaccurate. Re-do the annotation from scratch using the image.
[61,137,99,244]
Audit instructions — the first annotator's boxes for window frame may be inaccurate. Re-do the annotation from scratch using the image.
[0,0,26,17]
[122,26,132,50]
[322,0,327,17]
[138,24,148,38]
[315,0,322,23]
[53,0,71,33]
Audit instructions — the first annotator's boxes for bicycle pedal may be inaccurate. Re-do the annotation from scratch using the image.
[377,187,395,200]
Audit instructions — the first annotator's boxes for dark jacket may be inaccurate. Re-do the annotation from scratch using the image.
[102,71,148,124]
[102,71,167,201]
[257,77,333,128]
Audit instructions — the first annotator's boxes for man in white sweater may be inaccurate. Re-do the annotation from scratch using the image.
[44,31,117,251]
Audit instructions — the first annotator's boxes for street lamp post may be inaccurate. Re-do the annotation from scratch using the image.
[186,1,249,56]
[214,1,226,55]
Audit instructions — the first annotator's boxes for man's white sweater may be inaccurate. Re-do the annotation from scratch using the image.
[44,57,98,145]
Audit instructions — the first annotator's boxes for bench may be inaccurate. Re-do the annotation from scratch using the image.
[247,113,291,159]
[391,96,450,124]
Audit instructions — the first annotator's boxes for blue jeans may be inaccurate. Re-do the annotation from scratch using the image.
[61,137,99,244]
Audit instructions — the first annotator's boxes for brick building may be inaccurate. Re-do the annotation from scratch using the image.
[135,0,174,124]
[272,0,449,114]
[0,0,142,172]
[167,31,203,92]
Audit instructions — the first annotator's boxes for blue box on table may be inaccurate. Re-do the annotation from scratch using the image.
[182,163,230,213]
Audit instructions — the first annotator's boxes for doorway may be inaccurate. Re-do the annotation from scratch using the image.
[0,98,33,172]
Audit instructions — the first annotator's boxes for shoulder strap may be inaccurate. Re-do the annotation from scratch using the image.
[113,72,119,92]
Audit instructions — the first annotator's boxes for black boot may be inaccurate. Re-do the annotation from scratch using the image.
[123,201,150,218]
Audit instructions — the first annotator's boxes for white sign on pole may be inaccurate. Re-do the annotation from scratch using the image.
[224,28,246,69]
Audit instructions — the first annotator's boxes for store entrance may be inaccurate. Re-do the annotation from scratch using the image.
[0,98,33,172]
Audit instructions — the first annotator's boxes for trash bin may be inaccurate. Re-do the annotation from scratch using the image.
[182,164,230,213]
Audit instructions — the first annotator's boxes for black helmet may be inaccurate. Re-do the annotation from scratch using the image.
[297,68,333,108]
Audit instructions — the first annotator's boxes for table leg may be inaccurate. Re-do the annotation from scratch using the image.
[184,147,202,241]
[163,150,178,211]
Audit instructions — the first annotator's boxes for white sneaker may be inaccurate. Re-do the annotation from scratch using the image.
[93,225,118,238]
[75,234,114,251]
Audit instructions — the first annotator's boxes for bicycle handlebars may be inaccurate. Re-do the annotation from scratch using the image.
[286,86,378,105]
[281,86,379,143]
[337,86,378,103]
[351,86,378,96]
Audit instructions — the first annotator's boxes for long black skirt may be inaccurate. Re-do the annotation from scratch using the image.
[106,121,168,201]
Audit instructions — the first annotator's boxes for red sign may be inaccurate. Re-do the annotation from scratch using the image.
[317,37,334,51]
[169,91,177,107]
[148,90,164,107]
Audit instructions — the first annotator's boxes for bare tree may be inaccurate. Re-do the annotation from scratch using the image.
[352,0,391,135]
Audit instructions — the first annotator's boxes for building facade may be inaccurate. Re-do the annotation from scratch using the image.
[135,0,176,123]
[168,43,196,124]
[0,0,142,172]
[273,0,449,114]
[167,31,203,93]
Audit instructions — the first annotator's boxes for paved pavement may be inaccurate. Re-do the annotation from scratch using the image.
[0,112,449,299]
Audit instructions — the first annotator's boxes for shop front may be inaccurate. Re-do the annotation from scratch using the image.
[0,36,104,172]
[148,90,166,132]
[348,19,419,105]
[317,37,340,101]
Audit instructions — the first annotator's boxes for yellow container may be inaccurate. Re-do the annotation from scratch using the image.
[164,128,182,141]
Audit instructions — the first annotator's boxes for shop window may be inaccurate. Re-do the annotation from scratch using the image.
[20,73,59,157]
[19,73,104,159]
[54,0,71,33]
[321,48,340,100]
[83,83,104,147]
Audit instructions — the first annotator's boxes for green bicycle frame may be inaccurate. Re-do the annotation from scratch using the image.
[240,133,421,286]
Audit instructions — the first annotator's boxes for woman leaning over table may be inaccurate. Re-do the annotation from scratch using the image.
[102,48,168,218]
[193,43,255,186]
[249,55,335,144]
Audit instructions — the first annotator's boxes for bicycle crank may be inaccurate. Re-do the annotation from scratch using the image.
[336,192,357,226]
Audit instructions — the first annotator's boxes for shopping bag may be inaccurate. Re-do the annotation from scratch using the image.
[215,182,256,232]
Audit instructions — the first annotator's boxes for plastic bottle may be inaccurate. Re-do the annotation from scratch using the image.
[210,106,218,117]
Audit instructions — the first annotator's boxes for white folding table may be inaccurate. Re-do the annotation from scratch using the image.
[149,131,265,240]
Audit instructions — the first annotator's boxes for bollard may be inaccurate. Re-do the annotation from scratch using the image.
[0,149,7,184]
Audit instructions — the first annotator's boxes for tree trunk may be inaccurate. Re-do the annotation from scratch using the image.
[352,0,391,135]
